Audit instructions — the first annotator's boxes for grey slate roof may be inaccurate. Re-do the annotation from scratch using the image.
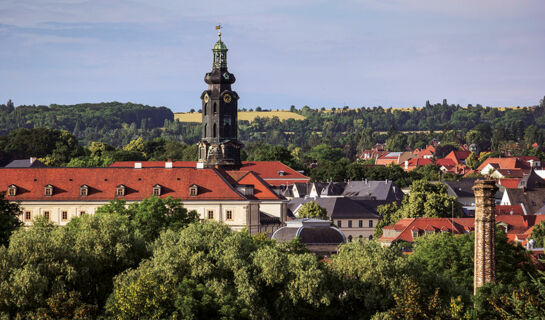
[320,182,346,196]
[519,169,545,190]
[289,197,381,219]
[506,188,545,215]
[5,159,46,168]
[341,180,402,201]
[443,179,478,198]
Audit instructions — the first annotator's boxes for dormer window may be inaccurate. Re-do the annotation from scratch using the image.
[44,184,53,196]
[8,184,17,196]
[278,170,285,176]
[80,185,89,197]
[116,185,126,197]
[189,184,198,196]
[152,184,161,197]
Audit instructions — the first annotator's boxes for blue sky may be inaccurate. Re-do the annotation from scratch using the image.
[1,0,544,112]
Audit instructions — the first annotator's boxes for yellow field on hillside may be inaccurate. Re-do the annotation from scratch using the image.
[175,111,306,122]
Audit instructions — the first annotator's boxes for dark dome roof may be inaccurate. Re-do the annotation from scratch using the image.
[272,219,346,245]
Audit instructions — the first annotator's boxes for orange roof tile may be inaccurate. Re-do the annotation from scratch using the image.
[0,167,246,201]
[109,161,310,186]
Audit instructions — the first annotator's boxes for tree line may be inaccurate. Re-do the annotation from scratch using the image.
[0,195,544,319]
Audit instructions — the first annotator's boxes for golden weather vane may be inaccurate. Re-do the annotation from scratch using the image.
[216,24,222,38]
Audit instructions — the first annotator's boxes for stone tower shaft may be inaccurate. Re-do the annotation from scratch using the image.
[473,179,498,295]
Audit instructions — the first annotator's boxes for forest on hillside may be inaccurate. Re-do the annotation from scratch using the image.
[2,98,544,153]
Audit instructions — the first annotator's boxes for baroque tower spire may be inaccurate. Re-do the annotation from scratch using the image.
[197,26,242,168]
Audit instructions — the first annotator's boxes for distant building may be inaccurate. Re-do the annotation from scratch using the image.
[379,215,545,247]
[4,157,46,168]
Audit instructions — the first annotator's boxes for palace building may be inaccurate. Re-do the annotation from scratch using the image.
[0,30,310,235]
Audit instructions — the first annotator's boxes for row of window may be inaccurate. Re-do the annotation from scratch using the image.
[206,209,233,221]
[347,235,373,242]
[24,210,87,222]
[8,184,200,197]
[23,207,233,223]
[336,220,374,228]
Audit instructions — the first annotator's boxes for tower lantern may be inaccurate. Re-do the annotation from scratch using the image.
[197,27,242,168]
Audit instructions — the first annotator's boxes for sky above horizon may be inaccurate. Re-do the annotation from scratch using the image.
[1,0,544,112]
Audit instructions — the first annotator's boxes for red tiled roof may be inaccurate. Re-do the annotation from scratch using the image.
[495,169,525,178]
[436,158,456,167]
[499,178,521,189]
[0,167,246,201]
[109,161,310,186]
[477,157,530,172]
[445,150,471,165]
[227,171,283,200]
[379,215,545,244]
[495,205,524,215]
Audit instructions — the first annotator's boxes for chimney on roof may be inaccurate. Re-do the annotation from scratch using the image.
[134,162,142,169]
[165,160,173,168]
[473,179,498,295]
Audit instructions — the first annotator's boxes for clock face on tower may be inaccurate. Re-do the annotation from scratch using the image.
[223,72,230,80]
[223,94,232,103]
[204,94,209,103]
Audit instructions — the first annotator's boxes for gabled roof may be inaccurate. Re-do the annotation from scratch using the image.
[5,159,47,168]
[504,188,545,215]
[445,150,471,165]
[320,182,346,196]
[495,205,524,216]
[379,215,545,244]
[342,180,401,201]
[436,158,456,168]
[231,171,284,200]
[0,167,246,201]
[519,169,545,190]
[289,197,381,219]
[495,169,525,178]
[499,178,522,189]
[443,178,478,198]
[477,157,530,172]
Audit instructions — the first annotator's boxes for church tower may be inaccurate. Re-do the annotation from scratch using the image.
[197,27,242,168]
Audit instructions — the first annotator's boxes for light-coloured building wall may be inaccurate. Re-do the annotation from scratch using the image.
[333,218,378,240]
[18,200,269,235]
[259,201,287,221]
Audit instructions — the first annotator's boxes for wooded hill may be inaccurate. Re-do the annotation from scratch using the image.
[1,98,544,154]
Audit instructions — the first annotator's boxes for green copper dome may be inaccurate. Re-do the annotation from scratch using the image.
[213,39,228,51]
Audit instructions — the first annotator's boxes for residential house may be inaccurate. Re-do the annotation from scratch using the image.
[379,215,545,247]
[375,151,414,166]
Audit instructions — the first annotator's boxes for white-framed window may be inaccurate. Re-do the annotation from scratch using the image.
[369,220,374,228]
[44,185,53,196]
[80,211,86,216]
[61,211,68,221]
[152,184,161,197]
[25,211,31,221]
[190,185,198,196]
[8,185,17,196]
[226,210,233,221]
[44,211,50,221]
[207,210,214,220]
[116,185,126,197]
[80,185,89,197]
[337,220,342,228]
[348,220,353,228]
